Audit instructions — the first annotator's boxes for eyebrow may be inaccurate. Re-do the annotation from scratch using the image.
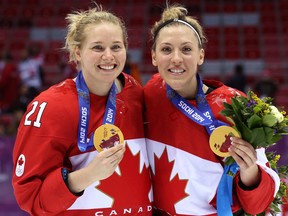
[91,41,123,45]
[159,42,193,46]
[181,42,194,46]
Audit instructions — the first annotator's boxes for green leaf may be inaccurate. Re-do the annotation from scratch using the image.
[253,105,262,113]
[220,109,235,117]
[229,98,253,141]
[231,97,246,121]
[232,115,253,144]
[223,102,233,110]
[279,125,288,133]
[224,156,235,166]
[264,127,275,142]
[247,114,262,129]
[262,114,277,127]
[271,134,282,144]
[270,202,281,212]
[224,116,235,125]
[220,102,235,117]
[250,127,267,148]
[263,127,282,145]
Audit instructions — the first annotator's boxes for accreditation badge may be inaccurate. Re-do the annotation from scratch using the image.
[209,126,240,157]
[93,124,124,152]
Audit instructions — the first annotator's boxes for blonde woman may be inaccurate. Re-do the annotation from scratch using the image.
[13,4,152,215]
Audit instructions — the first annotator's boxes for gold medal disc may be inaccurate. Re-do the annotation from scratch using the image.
[209,126,240,157]
[93,124,124,152]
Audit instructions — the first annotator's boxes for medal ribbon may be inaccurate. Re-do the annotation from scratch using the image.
[166,73,239,215]
[76,71,117,152]
[166,74,226,132]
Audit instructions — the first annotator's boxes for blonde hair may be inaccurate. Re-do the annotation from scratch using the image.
[64,3,128,64]
[151,4,207,50]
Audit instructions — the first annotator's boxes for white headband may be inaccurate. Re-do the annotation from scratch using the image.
[154,18,202,46]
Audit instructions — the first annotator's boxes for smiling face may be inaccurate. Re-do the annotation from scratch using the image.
[75,22,126,94]
[152,24,205,98]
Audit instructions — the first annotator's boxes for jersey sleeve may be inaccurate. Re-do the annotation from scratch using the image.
[235,148,280,214]
[12,91,79,215]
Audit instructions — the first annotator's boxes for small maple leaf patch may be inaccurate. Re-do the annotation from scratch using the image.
[15,154,25,177]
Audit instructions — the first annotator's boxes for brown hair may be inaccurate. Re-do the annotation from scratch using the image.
[151,4,207,50]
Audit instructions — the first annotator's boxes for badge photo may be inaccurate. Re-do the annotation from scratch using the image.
[93,124,124,152]
[209,126,240,157]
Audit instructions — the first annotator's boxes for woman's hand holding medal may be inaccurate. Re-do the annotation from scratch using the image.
[68,143,125,194]
[209,126,260,187]
[89,143,126,181]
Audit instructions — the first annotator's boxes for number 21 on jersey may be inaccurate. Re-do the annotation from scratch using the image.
[24,101,47,128]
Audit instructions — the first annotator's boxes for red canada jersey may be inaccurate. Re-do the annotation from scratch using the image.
[12,73,152,215]
[144,73,279,216]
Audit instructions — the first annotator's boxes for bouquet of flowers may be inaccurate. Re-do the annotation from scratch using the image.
[220,90,288,215]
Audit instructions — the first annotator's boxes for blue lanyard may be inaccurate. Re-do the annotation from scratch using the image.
[166,73,239,215]
[75,71,117,152]
[166,74,226,133]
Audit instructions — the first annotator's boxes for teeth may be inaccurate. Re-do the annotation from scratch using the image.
[100,65,114,70]
[170,69,184,73]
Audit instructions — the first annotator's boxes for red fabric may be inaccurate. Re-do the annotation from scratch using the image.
[12,73,152,215]
[144,73,277,216]
[0,62,20,110]
[235,168,275,214]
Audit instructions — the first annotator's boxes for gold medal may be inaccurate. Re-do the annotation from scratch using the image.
[93,124,124,152]
[209,126,240,157]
